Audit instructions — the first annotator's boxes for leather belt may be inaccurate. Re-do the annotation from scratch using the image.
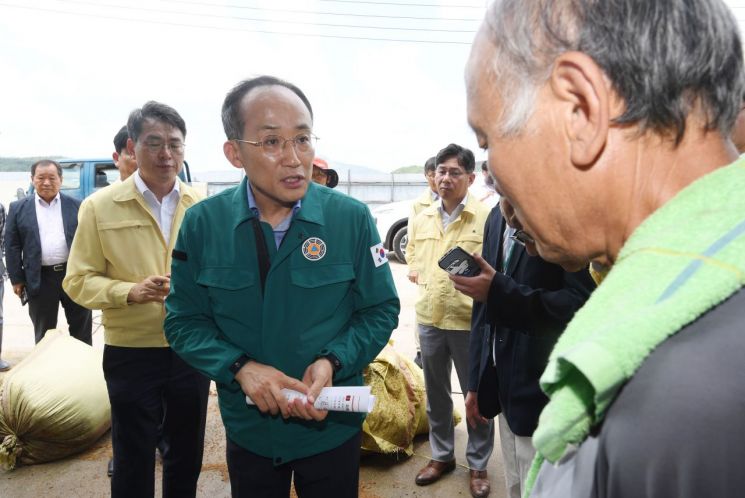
[42,263,67,272]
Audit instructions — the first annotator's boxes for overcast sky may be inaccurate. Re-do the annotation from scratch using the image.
[5,1,745,174]
[0,0,489,172]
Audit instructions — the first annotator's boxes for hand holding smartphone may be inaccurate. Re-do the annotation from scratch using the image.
[438,246,481,277]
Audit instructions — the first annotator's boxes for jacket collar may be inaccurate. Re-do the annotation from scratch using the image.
[112,175,196,204]
[231,177,325,229]
[422,193,479,217]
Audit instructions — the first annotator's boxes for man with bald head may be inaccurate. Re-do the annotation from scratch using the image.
[466,0,745,496]
[164,76,399,497]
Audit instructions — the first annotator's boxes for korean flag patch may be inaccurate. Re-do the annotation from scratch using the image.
[370,243,388,268]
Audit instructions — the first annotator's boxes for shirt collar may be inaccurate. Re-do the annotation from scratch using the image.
[35,191,60,206]
[439,193,468,214]
[246,182,302,217]
[134,170,180,199]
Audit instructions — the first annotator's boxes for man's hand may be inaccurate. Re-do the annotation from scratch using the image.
[12,283,25,298]
[465,391,488,429]
[235,361,309,419]
[407,270,419,284]
[127,275,171,304]
[289,358,334,421]
[450,253,496,302]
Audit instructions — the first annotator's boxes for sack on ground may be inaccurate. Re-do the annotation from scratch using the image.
[0,330,110,469]
[362,344,461,457]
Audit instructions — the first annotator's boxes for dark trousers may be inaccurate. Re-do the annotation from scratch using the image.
[226,431,362,498]
[28,266,92,344]
[103,345,210,498]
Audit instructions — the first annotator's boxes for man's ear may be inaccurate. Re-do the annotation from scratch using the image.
[112,152,120,164]
[223,141,244,170]
[549,52,612,168]
[126,138,136,160]
[467,172,476,186]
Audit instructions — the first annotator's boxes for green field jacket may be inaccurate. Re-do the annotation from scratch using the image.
[164,179,400,464]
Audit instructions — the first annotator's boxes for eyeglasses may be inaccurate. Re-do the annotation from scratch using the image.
[234,133,318,156]
[142,141,185,154]
[510,230,535,247]
[436,168,465,179]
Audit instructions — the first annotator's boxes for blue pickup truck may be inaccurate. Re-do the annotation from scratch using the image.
[27,159,192,200]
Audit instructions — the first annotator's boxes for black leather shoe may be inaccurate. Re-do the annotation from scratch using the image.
[107,458,114,477]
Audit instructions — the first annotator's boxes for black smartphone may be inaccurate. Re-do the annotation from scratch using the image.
[20,288,28,306]
[438,246,481,277]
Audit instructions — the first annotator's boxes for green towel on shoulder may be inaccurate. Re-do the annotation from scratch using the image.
[525,159,745,495]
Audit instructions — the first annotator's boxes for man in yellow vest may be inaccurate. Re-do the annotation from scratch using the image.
[407,143,492,497]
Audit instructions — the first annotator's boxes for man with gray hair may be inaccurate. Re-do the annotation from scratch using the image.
[466,0,745,496]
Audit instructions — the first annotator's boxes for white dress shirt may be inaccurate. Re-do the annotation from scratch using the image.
[438,194,468,231]
[35,192,69,266]
[133,171,181,246]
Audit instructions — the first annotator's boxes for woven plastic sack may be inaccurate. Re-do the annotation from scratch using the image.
[0,330,110,469]
[362,344,461,456]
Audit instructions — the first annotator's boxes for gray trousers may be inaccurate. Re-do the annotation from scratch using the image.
[419,324,494,470]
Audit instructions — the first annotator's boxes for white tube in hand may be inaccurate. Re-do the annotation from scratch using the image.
[246,386,376,413]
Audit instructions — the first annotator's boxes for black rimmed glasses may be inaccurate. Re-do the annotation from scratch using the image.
[235,133,318,156]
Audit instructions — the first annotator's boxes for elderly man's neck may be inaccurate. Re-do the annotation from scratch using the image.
[601,124,738,265]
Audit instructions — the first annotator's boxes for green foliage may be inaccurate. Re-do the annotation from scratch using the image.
[0,156,66,172]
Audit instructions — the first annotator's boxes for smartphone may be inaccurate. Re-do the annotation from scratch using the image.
[20,288,28,306]
[438,246,481,277]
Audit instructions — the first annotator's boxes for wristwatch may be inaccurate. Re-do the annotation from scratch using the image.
[229,354,252,375]
[315,352,342,374]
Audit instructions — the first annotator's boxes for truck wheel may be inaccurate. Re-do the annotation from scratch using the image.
[392,226,408,263]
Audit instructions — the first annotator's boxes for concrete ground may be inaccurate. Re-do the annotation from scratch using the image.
[0,259,507,498]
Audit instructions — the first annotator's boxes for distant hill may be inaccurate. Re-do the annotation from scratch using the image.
[391,165,421,174]
[0,156,66,172]
[328,160,389,178]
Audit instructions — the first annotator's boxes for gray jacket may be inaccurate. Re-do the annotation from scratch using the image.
[530,287,745,498]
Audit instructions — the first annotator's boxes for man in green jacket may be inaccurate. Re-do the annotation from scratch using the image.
[164,75,400,498]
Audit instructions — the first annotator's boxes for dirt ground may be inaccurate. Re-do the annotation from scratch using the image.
[0,260,506,497]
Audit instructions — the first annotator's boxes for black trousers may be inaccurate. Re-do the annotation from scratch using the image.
[103,345,211,498]
[28,266,92,344]
[226,431,362,498]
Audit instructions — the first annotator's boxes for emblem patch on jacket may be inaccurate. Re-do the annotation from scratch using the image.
[302,237,326,261]
[370,243,388,267]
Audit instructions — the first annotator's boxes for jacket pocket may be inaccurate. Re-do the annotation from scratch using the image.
[197,267,259,344]
[290,263,354,288]
[98,219,152,231]
[98,219,159,280]
[197,267,256,290]
[414,229,439,242]
[458,233,483,255]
